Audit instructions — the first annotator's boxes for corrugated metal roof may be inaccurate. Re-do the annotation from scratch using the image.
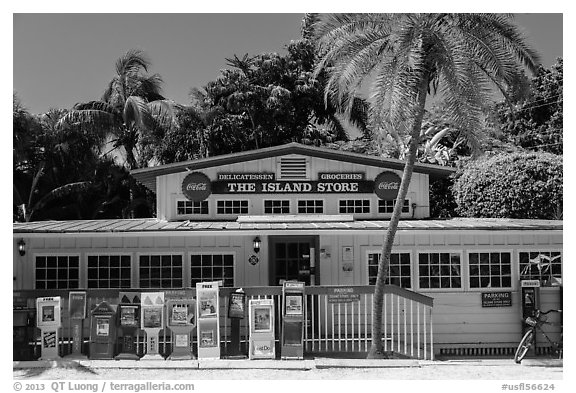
[13,218,563,235]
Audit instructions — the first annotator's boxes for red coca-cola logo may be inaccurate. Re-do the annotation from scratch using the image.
[374,171,401,200]
[182,172,212,201]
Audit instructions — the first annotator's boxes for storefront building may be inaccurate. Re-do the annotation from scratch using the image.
[13,143,563,357]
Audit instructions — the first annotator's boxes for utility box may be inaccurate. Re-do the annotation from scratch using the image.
[196,282,221,359]
[141,292,165,360]
[13,296,35,361]
[66,291,87,359]
[89,301,117,359]
[226,289,247,358]
[165,290,196,360]
[248,298,276,360]
[281,281,305,359]
[115,292,141,360]
[36,297,62,360]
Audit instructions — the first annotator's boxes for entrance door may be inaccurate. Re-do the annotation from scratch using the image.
[269,236,318,286]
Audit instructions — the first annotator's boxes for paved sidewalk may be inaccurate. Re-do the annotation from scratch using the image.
[13,357,562,370]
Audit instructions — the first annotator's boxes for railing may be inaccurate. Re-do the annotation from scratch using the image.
[13,285,434,360]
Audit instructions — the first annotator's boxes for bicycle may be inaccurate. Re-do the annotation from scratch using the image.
[514,309,563,364]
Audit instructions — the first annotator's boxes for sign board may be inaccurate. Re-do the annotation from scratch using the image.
[373,171,401,200]
[327,287,361,303]
[481,292,512,308]
[212,179,374,194]
[521,280,541,288]
[182,172,212,201]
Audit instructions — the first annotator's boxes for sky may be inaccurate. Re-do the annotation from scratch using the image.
[13,13,563,115]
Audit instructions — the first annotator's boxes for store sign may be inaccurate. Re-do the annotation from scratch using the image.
[374,171,401,200]
[327,287,360,303]
[182,172,212,201]
[481,292,512,308]
[212,172,373,194]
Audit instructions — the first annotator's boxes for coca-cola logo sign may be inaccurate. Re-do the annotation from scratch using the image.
[374,171,401,200]
[182,172,212,201]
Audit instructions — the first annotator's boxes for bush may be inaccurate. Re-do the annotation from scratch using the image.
[452,152,562,219]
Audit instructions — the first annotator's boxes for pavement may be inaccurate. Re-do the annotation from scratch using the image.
[13,357,563,370]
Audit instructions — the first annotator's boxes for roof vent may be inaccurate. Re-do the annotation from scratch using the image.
[278,157,309,180]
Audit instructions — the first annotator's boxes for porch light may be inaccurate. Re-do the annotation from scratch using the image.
[253,237,261,254]
[17,239,26,256]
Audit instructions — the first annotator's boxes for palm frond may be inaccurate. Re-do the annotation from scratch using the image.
[115,48,150,76]
[124,96,154,130]
[30,181,93,219]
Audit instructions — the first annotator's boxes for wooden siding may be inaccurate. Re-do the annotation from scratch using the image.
[157,154,430,221]
[14,228,562,351]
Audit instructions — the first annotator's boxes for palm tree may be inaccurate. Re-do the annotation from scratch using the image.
[312,13,539,358]
[57,49,175,169]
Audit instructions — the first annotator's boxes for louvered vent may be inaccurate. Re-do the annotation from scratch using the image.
[278,157,309,180]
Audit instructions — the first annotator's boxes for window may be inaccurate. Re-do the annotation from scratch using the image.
[298,200,324,214]
[378,199,410,214]
[139,254,183,288]
[177,200,209,215]
[519,251,562,286]
[35,255,79,289]
[339,199,370,214]
[264,200,290,214]
[418,252,461,289]
[190,254,234,287]
[216,200,249,215]
[88,255,132,289]
[368,252,411,288]
[468,252,512,288]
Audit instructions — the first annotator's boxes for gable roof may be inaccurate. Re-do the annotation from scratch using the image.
[131,142,455,192]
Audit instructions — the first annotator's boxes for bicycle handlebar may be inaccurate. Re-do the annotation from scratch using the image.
[540,309,562,315]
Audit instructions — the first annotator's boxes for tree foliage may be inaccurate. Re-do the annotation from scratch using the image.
[453,152,562,219]
[494,58,563,154]
[13,93,153,222]
[57,49,177,169]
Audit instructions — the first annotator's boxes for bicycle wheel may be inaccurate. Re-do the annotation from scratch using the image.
[514,329,534,363]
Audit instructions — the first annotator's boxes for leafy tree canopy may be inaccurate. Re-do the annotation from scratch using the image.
[493,58,563,154]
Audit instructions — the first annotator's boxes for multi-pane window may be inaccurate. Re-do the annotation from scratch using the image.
[368,252,411,288]
[139,254,183,288]
[468,252,512,288]
[177,200,209,215]
[216,200,249,215]
[87,255,131,289]
[264,200,290,214]
[339,199,370,214]
[378,199,410,214]
[519,251,562,286]
[418,252,462,289]
[190,254,234,287]
[298,200,324,214]
[35,255,79,289]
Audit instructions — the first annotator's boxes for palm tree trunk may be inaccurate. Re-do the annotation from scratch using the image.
[368,77,429,359]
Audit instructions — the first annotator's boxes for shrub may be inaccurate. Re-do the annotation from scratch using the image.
[452,152,562,219]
